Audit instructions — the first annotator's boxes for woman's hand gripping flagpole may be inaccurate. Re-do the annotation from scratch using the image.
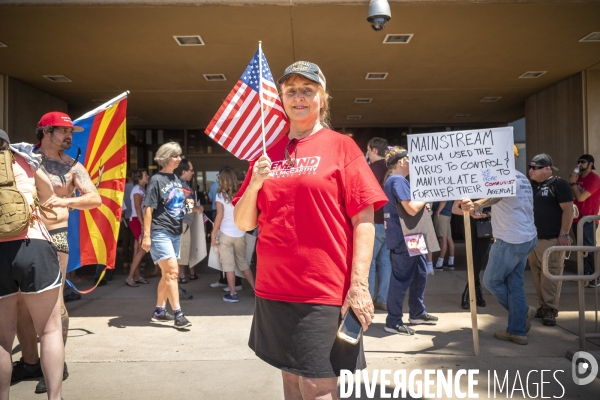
[258,41,267,156]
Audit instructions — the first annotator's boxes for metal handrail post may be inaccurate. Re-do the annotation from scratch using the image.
[576,216,600,336]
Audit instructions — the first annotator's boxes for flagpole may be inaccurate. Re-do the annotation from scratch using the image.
[258,41,267,155]
[73,90,130,123]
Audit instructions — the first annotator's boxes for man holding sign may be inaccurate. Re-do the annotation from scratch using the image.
[461,164,537,345]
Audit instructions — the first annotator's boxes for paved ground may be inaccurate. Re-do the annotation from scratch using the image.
[9,246,600,399]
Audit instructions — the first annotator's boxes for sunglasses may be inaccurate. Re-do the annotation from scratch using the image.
[528,165,545,170]
[577,160,589,164]
[284,139,298,167]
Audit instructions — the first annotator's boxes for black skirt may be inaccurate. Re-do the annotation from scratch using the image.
[249,297,366,378]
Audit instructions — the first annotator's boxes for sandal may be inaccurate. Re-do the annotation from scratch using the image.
[178,277,187,284]
[125,277,139,287]
[189,274,198,281]
[135,277,149,284]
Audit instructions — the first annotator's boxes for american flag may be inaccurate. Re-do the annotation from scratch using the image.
[205,48,289,161]
[202,213,212,224]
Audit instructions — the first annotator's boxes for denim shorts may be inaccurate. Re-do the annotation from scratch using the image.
[150,230,181,263]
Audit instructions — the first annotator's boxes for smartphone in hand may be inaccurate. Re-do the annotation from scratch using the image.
[337,308,363,345]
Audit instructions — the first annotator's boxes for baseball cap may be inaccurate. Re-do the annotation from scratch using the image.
[277,61,326,90]
[579,154,596,170]
[530,153,558,171]
[0,129,9,145]
[37,112,84,132]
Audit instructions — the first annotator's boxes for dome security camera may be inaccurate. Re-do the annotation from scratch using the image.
[367,0,391,31]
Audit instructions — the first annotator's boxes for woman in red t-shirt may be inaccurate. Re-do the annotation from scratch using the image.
[234,62,387,398]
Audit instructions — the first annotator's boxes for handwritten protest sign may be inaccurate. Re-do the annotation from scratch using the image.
[408,127,515,202]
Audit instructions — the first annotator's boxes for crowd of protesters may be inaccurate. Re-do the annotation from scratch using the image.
[2,61,600,400]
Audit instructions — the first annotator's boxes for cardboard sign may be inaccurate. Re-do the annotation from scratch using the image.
[408,127,516,202]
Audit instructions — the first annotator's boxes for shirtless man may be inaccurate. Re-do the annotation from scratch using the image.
[11,112,102,394]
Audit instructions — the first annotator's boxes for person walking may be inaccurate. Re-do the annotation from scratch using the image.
[234,61,387,399]
[125,168,150,287]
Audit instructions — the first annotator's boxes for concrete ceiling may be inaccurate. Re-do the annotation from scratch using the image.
[0,0,599,130]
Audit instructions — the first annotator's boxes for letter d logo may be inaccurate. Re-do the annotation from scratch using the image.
[572,351,598,385]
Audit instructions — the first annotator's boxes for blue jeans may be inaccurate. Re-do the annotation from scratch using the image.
[572,221,597,276]
[368,224,392,304]
[386,251,427,326]
[483,237,537,336]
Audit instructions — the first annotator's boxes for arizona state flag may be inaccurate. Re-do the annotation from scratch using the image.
[65,92,128,279]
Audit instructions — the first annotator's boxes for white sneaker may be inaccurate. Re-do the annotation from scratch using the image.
[210,281,228,288]
[223,285,243,292]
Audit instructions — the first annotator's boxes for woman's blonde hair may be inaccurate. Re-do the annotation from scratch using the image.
[154,142,181,167]
[383,146,408,183]
[279,75,332,129]
[217,168,239,204]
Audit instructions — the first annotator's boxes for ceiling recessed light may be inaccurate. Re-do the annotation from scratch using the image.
[480,97,502,102]
[453,114,470,119]
[173,35,205,46]
[203,74,227,81]
[579,32,600,42]
[518,71,546,79]
[383,34,413,44]
[0,42,7,48]
[365,73,388,80]
[43,75,72,83]
[346,115,362,120]
[354,98,373,104]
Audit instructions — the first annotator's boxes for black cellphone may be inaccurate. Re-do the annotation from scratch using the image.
[337,308,363,345]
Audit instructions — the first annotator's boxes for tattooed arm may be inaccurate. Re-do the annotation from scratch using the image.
[44,162,102,210]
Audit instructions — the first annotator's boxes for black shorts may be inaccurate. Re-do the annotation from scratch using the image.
[249,297,366,378]
[0,239,62,299]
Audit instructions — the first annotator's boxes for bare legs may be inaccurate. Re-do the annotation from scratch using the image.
[156,258,180,310]
[437,236,455,264]
[128,240,146,280]
[282,371,339,400]
[1,288,64,400]
[225,270,255,294]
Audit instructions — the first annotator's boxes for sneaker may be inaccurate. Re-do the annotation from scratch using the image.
[223,293,239,303]
[535,306,546,319]
[409,313,438,325]
[210,280,228,288]
[525,305,536,333]
[443,265,455,271]
[174,314,192,329]
[34,363,69,394]
[223,285,243,292]
[433,264,445,270]
[586,279,597,288]
[11,358,43,383]
[151,310,175,323]
[543,309,557,326]
[179,287,193,300]
[494,330,527,345]
[374,302,387,312]
[64,292,81,303]
[384,324,415,336]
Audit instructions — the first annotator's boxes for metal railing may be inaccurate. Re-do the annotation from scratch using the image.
[542,215,600,350]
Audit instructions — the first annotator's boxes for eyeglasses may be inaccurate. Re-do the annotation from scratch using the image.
[577,160,589,164]
[528,165,545,170]
[284,139,298,167]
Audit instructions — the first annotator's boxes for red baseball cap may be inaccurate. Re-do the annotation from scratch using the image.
[37,112,84,132]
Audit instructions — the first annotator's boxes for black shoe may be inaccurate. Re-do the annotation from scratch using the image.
[179,287,193,300]
[174,313,192,329]
[461,284,469,309]
[97,280,107,287]
[64,292,81,303]
[543,309,557,326]
[34,362,68,394]
[475,282,486,307]
[409,313,438,325]
[384,324,415,335]
[151,309,175,323]
[586,279,597,288]
[11,358,43,383]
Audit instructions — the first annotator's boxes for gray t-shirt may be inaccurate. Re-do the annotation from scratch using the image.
[491,171,537,244]
[143,172,190,236]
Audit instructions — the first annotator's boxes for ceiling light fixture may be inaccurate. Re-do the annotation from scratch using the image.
[453,114,470,119]
[0,42,7,48]
[480,97,502,102]
[579,32,600,42]
[173,35,205,46]
[365,73,388,80]
[203,74,227,81]
[354,98,373,103]
[518,71,546,79]
[43,75,72,83]
[383,34,413,44]
[347,115,362,120]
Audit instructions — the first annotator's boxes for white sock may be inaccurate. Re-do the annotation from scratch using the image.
[436,258,444,267]
[448,256,455,265]
[426,261,433,268]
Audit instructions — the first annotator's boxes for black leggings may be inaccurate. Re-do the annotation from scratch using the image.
[469,217,492,282]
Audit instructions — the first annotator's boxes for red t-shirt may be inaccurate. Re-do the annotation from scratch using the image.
[574,171,600,224]
[234,129,388,306]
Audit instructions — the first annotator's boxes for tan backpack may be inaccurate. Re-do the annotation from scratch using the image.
[0,150,55,238]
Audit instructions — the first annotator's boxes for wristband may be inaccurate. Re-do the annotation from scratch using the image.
[559,234,569,238]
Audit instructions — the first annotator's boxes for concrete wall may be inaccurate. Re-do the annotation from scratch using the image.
[586,70,600,160]
[6,77,68,143]
[525,73,585,174]
[0,74,6,131]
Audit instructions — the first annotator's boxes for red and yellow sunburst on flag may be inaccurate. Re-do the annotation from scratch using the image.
[66,93,128,284]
